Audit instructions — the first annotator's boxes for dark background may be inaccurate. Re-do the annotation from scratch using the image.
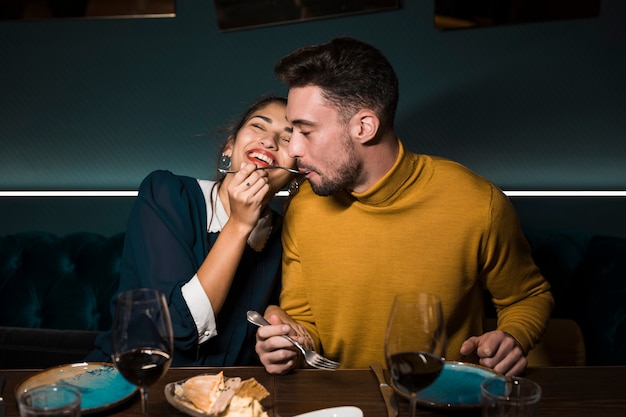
[1,1,625,236]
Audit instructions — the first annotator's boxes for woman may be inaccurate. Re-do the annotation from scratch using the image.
[87,95,299,366]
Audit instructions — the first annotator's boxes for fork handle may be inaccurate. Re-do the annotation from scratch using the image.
[281,334,306,356]
[246,310,306,355]
[219,166,301,174]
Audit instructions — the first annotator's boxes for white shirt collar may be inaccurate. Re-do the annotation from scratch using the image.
[198,179,273,252]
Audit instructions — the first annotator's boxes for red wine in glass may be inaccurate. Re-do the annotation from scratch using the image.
[385,292,446,417]
[389,351,444,393]
[115,348,172,388]
[112,289,174,417]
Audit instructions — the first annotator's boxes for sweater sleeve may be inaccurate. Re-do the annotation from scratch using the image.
[279,197,322,352]
[482,187,554,354]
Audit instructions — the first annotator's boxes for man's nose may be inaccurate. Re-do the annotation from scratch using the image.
[288,133,303,158]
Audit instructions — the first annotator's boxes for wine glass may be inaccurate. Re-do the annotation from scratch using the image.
[111,288,174,416]
[385,292,447,417]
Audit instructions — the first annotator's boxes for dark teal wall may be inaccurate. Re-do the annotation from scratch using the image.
[1,1,625,235]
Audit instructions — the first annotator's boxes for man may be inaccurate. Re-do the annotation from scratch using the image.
[256,37,553,376]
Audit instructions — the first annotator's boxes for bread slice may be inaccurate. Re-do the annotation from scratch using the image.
[180,372,269,416]
[236,378,270,402]
[208,377,242,415]
[182,372,225,412]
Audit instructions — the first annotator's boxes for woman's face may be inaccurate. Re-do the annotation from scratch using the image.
[226,101,295,192]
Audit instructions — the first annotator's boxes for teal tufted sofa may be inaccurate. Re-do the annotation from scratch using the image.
[1,230,625,369]
[0,232,123,368]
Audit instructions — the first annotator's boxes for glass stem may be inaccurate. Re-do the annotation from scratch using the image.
[140,386,148,416]
[410,394,417,417]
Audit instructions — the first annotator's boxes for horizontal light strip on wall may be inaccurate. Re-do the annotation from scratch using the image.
[1,190,626,197]
[503,191,626,197]
[0,191,139,197]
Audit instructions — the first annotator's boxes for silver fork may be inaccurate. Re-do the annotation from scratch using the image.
[246,310,340,371]
[219,166,305,174]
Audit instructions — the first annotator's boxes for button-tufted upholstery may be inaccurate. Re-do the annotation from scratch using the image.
[0,232,123,368]
[1,229,625,369]
[485,229,626,367]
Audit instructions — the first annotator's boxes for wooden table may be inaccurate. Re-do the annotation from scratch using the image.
[2,366,626,416]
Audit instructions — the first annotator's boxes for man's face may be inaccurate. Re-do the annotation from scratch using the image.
[286,86,361,196]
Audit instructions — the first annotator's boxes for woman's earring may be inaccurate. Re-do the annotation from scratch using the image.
[218,154,232,171]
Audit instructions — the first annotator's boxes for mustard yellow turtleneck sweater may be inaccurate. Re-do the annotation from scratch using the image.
[279,140,553,369]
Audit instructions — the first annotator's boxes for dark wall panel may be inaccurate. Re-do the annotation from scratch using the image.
[0,1,625,234]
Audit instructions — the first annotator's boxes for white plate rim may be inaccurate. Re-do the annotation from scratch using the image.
[293,406,364,417]
[164,378,218,417]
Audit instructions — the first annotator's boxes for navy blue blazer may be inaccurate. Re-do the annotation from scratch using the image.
[87,170,282,366]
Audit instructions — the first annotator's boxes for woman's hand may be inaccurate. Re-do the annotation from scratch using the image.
[226,162,270,232]
[196,162,270,315]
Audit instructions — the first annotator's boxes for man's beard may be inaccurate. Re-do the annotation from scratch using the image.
[309,138,361,197]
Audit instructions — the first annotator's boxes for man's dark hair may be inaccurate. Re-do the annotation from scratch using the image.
[274,37,399,131]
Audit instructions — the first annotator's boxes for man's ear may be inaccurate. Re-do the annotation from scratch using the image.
[349,109,379,144]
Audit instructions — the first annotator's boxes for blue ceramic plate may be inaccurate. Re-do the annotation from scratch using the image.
[392,361,501,410]
[16,362,137,414]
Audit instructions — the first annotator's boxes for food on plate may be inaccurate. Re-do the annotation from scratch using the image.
[224,395,267,417]
[176,372,269,417]
[182,372,226,412]
[236,378,270,401]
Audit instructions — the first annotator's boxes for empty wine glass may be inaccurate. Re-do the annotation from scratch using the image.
[111,288,174,416]
[385,292,447,417]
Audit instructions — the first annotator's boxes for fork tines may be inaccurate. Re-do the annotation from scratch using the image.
[308,355,340,370]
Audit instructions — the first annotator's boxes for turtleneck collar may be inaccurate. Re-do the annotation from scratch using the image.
[348,139,424,206]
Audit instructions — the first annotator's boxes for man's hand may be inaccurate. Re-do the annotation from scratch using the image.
[255,313,307,374]
[460,330,527,376]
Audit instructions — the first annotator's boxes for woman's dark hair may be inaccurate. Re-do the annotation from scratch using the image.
[274,37,398,131]
[226,95,288,141]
